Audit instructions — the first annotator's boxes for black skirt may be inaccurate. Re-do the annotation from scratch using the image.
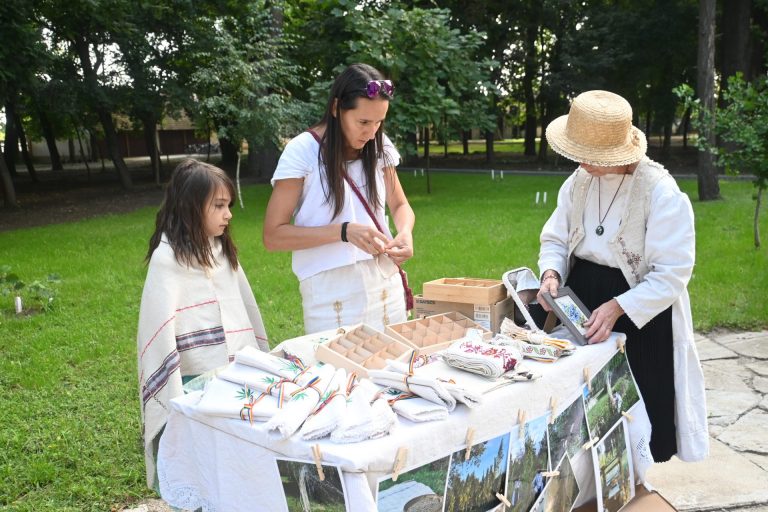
[566,257,677,462]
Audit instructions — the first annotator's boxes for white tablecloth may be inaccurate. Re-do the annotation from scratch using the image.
[157,333,652,511]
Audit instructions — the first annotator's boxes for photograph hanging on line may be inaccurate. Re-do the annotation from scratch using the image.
[505,414,551,512]
[541,286,591,344]
[376,455,451,512]
[541,453,580,512]
[583,350,641,442]
[593,420,635,512]
[444,432,511,512]
[275,457,349,512]
[547,389,590,464]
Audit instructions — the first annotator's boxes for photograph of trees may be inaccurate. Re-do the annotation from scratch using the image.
[583,352,641,442]
[595,421,635,512]
[276,458,348,512]
[547,391,589,465]
[377,456,451,512]
[505,415,550,512]
[444,433,510,512]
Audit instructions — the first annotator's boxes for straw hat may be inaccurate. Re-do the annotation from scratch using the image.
[545,90,647,167]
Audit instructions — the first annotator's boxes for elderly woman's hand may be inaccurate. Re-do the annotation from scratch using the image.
[536,270,561,312]
[584,299,625,344]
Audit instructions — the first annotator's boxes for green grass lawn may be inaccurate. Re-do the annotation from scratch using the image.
[0,172,766,510]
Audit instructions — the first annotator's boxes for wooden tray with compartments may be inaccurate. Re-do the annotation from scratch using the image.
[314,324,412,379]
[385,312,491,355]
[422,277,507,305]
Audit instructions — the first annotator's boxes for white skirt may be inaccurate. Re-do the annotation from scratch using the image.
[299,257,407,334]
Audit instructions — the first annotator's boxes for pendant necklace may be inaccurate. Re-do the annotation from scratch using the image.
[596,173,627,236]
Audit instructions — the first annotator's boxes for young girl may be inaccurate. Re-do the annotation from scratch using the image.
[263,63,415,334]
[137,159,269,489]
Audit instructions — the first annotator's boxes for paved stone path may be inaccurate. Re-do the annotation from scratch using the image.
[125,330,768,512]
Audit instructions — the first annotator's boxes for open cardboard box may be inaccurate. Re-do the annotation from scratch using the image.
[573,485,677,511]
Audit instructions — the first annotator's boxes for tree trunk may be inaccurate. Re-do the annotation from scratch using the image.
[4,100,18,176]
[754,185,763,248]
[15,114,38,182]
[72,35,132,189]
[661,121,672,161]
[38,110,63,170]
[485,129,494,165]
[462,130,470,155]
[522,17,539,157]
[141,114,161,186]
[720,0,753,85]
[696,0,721,200]
[251,140,280,183]
[219,137,239,169]
[406,132,418,166]
[0,147,17,208]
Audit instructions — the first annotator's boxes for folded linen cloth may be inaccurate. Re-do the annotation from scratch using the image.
[264,363,335,440]
[488,334,565,362]
[300,367,348,440]
[196,377,279,422]
[441,380,483,408]
[330,377,397,443]
[440,338,521,378]
[383,358,482,408]
[383,390,449,422]
[368,366,456,412]
[235,345,310,380]
[218,362,302,398]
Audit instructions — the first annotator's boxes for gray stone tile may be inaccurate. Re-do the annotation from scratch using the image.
[708,424,726,437]
[718,410,768,454]
[707,390,760,418]
[745,452,768,473]
[748,360,768,377]
[726,338,768,359]
[645,438,768,511]
[703,359,753,392]
[717,331,768,346]
[761,395,768,410]
[696,338,738,361]
[754,376,768,395]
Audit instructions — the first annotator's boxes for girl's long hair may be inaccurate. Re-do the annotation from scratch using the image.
[146,159,238,270]
[314,63,394,218]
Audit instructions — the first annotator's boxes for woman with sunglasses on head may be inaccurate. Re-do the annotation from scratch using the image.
[264,63,415,334]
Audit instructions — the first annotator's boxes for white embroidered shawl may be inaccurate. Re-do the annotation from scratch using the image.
[137,235,269,488]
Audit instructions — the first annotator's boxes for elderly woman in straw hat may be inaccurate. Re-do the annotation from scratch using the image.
[536,90,708,463]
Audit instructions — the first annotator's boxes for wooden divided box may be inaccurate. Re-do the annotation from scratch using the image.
[422,277,507,305]
[385,312,490,355]
[315,324,411,378]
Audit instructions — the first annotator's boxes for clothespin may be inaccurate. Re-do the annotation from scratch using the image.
[616,337,625,354]
[392,447,407,481]
[541,470,560,478]
[582,437,599,450]
[496,492,512,507]
[312,444,325,481]
[622,410,634,422]
[517,409,527,439]
[464,428,476,461]
[583,367,592,392]
[549,396,558,425]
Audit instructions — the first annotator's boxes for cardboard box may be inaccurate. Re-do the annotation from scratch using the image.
[413,294,516,333]
[573,485,677,511]
[422,277,507,305]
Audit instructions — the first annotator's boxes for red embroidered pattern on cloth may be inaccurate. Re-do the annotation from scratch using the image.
[458,341,518,371]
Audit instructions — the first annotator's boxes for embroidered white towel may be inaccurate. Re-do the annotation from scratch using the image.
[264,363,335,440]
[235,345,307,380]
[386,391,450,422]
[196,377,279,421]
[440,338,521,378]
[330,379,397,443]
[300,367,348,440]
[218,362,301,396]
[368,368,456,411]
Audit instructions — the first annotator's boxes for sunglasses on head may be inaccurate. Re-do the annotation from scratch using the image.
[365,80,394,99]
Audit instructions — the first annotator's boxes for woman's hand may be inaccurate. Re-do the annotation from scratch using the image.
[345,223,390,255]
[583,298,625,344]
[384,231,413,265]
[536,270,561,312]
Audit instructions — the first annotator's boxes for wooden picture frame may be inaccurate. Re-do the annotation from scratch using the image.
[541,286,591,345]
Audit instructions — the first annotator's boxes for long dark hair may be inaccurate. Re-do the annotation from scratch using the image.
[146,159,238,270]
[314,63,394,218]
